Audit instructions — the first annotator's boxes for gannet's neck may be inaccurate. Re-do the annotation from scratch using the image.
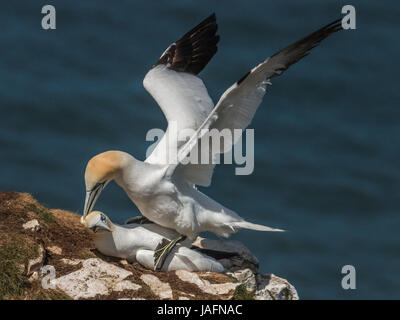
[92,222,133,258]
[114,153,168,199]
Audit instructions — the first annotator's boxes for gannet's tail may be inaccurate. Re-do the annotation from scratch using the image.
[226,220,285,232]
[193,189,284,236]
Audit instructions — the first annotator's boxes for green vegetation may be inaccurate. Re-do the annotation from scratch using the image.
[0,237,38,299]
[231,284,255,300]
[25,203,54,223]
[34,289,72,300]
[79,249,97,259]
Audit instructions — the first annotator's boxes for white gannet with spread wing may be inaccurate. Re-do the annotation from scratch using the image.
[82,14,342,269]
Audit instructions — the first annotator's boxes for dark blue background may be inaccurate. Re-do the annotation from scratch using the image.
[1,1,399,299]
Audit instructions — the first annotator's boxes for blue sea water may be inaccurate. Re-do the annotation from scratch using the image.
[0,1,399,299]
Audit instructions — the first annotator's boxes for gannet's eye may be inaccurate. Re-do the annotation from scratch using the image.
[100,214,107,224]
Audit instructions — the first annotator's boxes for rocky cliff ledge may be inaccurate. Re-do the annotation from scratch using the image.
[0,192,298,300]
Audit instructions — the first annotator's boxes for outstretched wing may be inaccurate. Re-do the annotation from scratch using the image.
[144,14,220,165]
[173,19,343,186]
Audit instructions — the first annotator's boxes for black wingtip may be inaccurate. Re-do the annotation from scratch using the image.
[266,18,343,77]
[323,18,343,30]
[234,18,343,85]
[237,70,251,86]
[155,13,220,75]
[205,12,216,22]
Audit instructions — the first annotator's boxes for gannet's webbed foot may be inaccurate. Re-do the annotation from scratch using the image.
[125,216,153,225]
[153,235,187,271]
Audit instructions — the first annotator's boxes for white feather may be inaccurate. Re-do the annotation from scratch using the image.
[143,65,214,166]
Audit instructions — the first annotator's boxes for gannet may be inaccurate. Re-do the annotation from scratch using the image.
[82,211,224,272]
[82,14,342,268]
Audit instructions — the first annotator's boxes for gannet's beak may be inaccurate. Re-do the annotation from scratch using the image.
[83,182,106,218]
[90,224,111,233]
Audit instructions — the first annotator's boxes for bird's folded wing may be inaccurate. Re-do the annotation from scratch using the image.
[143,14,219,165]
[173,19,343,186]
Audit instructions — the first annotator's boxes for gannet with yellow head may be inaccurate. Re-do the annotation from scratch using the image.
[82,14,342,269]
[83,151,133,221]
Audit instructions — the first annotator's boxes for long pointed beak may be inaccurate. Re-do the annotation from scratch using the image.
[83,183,105,218]
[89,224,111,233]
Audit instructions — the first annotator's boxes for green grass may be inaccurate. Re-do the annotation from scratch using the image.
[34,289,72,300]
[25,203,54,223]
[0,236,71,300]
[0,237,38,299]
[79,249,97,259]
[231,284,255,300]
